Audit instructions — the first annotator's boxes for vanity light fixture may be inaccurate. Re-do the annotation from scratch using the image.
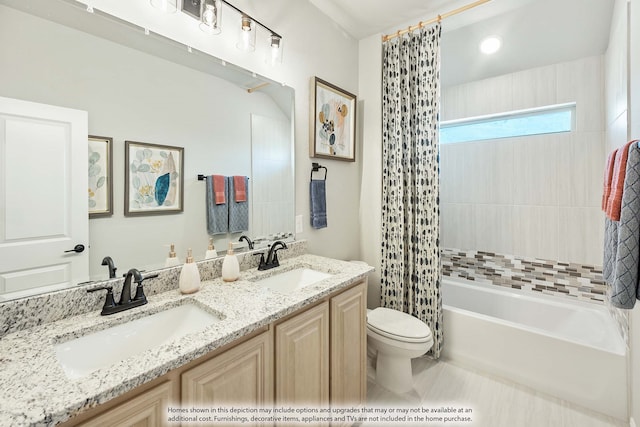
[479,35,502,54]
[237,15,256,52]
[150,0,177,14]
[200,0,222,34]
[268,34,283,65]
[153,0,284,64]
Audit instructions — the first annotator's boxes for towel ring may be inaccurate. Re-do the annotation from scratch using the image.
[310,162,327,181]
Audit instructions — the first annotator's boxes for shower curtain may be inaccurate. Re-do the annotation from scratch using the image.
[380,24,443,358]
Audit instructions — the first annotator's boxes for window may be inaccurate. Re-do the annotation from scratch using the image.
[439,103,575,144]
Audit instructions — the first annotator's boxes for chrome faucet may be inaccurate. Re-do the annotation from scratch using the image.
[87,268,158,316]
[256,241,288,271]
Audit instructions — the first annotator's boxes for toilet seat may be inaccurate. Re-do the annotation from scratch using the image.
[367,307,432,344]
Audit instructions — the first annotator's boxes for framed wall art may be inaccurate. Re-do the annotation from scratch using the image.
[124,140,184,216]
[88,135,113,218]
[310,76,357,162]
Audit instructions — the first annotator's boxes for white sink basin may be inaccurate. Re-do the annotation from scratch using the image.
[55,303,223,379]
[255,268,332,294]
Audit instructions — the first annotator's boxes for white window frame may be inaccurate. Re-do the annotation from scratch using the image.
[439,102,576,144]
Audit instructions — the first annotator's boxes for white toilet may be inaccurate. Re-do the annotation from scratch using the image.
[367,307,433,394]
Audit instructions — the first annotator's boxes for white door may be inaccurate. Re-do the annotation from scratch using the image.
[0,96,88,300]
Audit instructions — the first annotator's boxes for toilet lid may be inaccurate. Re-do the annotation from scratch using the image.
[367,307,432,343]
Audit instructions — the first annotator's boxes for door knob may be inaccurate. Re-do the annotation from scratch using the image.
[64,244,85,254]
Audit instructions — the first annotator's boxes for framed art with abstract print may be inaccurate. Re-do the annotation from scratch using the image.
[310,76,357,162]
[88,135,113,218]
[124,140,184,216]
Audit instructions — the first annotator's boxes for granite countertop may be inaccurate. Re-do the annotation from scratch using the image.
[0,254,373,426]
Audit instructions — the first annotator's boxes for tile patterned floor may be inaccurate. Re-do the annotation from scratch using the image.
[366,357,628,427]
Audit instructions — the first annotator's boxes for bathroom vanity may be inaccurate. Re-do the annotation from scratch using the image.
[0,250,372,426]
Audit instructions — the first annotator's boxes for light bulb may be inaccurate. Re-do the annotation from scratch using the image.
[479,36,502,54]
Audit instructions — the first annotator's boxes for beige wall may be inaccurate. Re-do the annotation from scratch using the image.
[440,56,605,266]
[74,0,362,261]
[358,34,383,308]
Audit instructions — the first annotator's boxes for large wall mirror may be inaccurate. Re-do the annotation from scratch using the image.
[0,0,294,300]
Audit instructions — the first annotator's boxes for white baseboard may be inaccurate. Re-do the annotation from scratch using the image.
[630,416,637,427]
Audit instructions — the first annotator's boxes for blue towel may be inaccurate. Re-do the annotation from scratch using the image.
[310,179,327,229]
[604,142,640,308]
[229,176,249,233]
[206,175,228,235]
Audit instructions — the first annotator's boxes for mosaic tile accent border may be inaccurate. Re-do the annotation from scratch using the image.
[442,248,629,346]
[442,248,606,303]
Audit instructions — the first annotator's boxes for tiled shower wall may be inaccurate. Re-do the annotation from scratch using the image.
[440,52,630,343]
[604,0,631,343]
[440,55,606,267]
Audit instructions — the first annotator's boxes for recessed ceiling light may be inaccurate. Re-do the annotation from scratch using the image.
[479,36,502,55]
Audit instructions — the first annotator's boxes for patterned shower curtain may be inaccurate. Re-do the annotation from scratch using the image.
[380,24,443,358]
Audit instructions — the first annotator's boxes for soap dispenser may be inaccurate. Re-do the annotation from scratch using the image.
[164,244,181,268]
[205,238,218,260]
[179,248,201,294]
[221,242,240,282]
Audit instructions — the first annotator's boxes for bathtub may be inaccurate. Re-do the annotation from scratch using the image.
[441,276,628,420]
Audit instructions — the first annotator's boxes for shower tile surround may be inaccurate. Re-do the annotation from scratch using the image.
[442,248,629,345]
[0,240,308,338]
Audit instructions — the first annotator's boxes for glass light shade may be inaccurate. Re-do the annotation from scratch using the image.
[236,16,256,52]
[200,0,222,34]
[266,34,283,65]
[150,0,177,14]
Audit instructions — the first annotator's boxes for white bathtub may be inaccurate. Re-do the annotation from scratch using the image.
[441,276,628,420]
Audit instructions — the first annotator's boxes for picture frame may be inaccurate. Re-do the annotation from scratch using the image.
[124,140,184,216]
[88,135,113,218]
[310,76,357,162]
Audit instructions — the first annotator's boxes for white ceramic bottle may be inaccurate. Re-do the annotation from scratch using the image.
[164,243,181,267]
[221,241,240,282]
[179,248,201,294]
[204,237,218,260]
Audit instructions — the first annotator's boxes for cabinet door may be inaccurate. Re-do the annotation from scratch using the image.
[78,381,173,427]
[275,301,329,406]
[182,330,273,407]
[330,282,367,407]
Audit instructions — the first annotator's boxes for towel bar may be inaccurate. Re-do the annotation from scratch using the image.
[198,174,249,181]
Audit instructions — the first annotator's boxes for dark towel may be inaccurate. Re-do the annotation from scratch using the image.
[229,176,249,233]
[604,142,640,308]
[206,175,228,235]
[310,179,327,229]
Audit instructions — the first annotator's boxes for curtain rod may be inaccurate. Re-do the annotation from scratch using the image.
[247,82,270,93]
[382,0,492,42]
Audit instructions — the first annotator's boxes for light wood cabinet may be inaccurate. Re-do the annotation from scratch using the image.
[182,329,273,407]
[330,281,367,407]
[77,381,174,427]
[275,301,329,406]
[64,279,367,427]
